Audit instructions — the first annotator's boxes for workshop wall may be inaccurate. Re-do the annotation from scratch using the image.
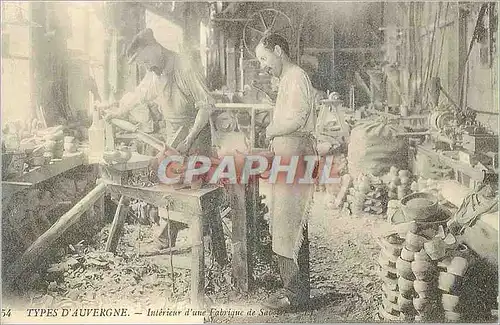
[1,2,33,124]
[204,2,383,100]
[118,3,208,92]
[244,2,383,97]
[31,2,72,127]
[464,3,498,134]
[293,2,383,97]
[382,2,498,134]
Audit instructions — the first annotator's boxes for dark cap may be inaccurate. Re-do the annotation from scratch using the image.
[125,28,158,64]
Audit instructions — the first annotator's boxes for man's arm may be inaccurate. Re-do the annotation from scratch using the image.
[267,70,312,138]
[175,58,214,148]
[107,71,159,118]
[186,102,211,143]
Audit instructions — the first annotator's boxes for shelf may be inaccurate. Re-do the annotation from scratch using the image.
[415,145,485,181]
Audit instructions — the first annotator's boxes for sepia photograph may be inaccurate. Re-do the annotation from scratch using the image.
[1,1,498,323]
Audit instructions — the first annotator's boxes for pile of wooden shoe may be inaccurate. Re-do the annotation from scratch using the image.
[346,175,388,216]
[439,246,470,322]
[377,220,465,322]
[385,167,415,200]
[405,222,450,322]
[377,233,404,321]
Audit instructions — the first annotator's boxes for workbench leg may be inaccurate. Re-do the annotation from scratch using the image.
[105,195,130,253]
[227,184,249,292]
[190,211,205,308]
[245,177,258,289]
[94,195,105,224]
[209,210,228,266]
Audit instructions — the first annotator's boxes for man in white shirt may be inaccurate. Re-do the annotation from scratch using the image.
[105,28,214,248]
[106,28,213,155]
[255,34,317,311]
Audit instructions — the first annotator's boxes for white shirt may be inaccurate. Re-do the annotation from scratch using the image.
[119,54,212,124]
[271,64,316,136]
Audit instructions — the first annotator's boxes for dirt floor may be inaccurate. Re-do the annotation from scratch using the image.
[5,183,398,323]
[206,184,394,323]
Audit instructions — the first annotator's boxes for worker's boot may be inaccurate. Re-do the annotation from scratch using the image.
[263,229,310,312]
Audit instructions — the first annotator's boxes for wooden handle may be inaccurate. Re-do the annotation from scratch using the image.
[136,133,165,152]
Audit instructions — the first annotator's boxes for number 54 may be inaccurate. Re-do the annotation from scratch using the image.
[2,309,12,317]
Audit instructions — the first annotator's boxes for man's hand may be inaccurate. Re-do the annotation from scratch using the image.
[176,137,194,155]
[266,125,277,142]
[103,110,121,122]
[96,101,119,111]
[95,101,121,121]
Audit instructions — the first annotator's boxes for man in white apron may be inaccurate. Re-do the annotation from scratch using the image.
[255,34,317,311]
[105,28,213,248]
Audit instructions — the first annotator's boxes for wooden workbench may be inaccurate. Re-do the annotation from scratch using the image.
[2,152,86,203]
[105,152,260,294]
[103,180,225,307]
[415,145,485,179]
[100,153,246,307]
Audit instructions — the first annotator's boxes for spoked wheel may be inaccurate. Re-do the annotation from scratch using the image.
[243,8,293,58]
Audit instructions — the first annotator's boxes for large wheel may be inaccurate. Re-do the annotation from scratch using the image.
[243,9,293,58]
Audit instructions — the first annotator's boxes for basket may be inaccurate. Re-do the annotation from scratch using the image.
[400,192,438,221]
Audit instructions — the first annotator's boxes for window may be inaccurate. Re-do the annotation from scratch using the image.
[200,21,209,76]
[145,10,183,53]
[1,2,34,124]
[65,3,106,118]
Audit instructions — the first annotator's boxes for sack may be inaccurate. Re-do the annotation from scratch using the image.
[348,118,407,178]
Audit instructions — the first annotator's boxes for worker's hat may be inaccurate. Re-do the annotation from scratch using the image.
[125,28,158,64]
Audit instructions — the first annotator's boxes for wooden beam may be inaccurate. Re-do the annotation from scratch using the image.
[210,18,252,22]
[208,206,229,266]
[5,182,107,287]
[245,177,259,289]
[304,47,381,53]
[226,38,237,92]
[105,195,130,253]
[190,210,204,308]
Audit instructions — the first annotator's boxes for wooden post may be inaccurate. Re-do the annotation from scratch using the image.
[331,31,335,90]
[105,195,130,253]
[219,31,226,83]
[92,164,106,225]
[228,184,249,292]
[458,6,469,109]
[226,38,237,92]
[245,176,259,289]
[191,211,205,308]
[208,207,229,266]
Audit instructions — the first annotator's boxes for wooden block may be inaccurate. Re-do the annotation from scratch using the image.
[105,196,130,253]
